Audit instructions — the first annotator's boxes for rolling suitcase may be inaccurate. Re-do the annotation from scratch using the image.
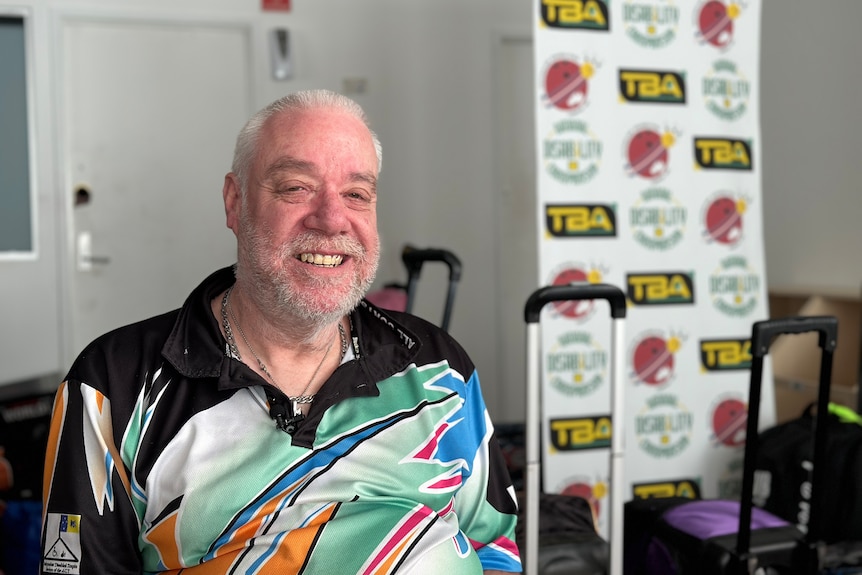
[524,283,628,575]
[754,401,862,572]
[366,244,462,331]
[624,316,838,575]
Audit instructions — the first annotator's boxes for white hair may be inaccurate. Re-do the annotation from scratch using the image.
[231,89,382,193]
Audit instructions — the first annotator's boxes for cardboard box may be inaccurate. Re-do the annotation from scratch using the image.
[768,287,860,423]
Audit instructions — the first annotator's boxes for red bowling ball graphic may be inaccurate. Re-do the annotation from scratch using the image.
[551,268,599,320]
[705,196,745,245]
[632,336,679,386]
[626,129,671,180]
[698,1,737,48]
[545,59,593,112]
[562,481,602,518]
[712,398,747,447]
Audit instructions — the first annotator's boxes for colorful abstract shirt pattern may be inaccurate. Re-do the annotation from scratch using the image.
[41,268,521,574]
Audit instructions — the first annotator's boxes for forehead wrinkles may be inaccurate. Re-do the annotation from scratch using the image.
[259,108,377,175]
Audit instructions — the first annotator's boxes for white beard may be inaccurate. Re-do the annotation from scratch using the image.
[236,210,379,334]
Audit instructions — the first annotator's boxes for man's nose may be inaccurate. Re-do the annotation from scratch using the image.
[304,190,349,234]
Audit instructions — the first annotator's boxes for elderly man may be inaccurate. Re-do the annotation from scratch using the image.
[41,90,521,574]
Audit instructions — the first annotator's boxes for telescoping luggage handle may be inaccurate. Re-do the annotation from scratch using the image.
[401,245,462,331]
[523,283,627,575]
[524,283,627,323]
[737,316,838,570]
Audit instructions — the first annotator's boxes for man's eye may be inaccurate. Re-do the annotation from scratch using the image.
[278,185,309,195]
[346,189,373,202]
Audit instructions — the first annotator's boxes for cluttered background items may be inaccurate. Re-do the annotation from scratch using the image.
[0,374,57,575]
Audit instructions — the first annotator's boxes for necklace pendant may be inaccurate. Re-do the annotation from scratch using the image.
[292,399,303,416]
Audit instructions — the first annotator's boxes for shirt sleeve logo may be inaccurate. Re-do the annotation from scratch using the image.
[43,513,82,574]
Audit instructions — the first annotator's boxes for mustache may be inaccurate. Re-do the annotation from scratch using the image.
[281,231,369,260]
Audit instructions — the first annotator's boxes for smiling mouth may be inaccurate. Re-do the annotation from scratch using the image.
[299,253,344,267]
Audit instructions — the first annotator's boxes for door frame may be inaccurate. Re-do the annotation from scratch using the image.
[0,5,64,385]
[489,28,535,423]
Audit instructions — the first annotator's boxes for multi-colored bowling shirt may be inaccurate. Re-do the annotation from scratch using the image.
[41,267,521,574]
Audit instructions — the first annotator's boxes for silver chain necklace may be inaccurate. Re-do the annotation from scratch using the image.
[220,285,346,416]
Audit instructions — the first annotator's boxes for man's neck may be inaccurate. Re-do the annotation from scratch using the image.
[211,284,347,398]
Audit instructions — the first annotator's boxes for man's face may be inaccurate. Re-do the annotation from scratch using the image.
[227,107,380,323]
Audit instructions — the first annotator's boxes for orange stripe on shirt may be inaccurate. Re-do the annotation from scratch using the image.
[143,510,182,568]
[217,494,286,557]
[42,381,68,514]
[257,503,338,573]
[215,477,306,557]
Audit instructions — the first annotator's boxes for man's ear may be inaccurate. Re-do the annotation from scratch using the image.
[223,173,241,234]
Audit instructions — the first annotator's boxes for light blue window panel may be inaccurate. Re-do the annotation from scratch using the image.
[0,15,33,254]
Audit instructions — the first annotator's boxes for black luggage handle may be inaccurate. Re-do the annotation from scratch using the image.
[401,245,462,331]
[751,316,838,357]
[737,315,838,571]
[524,283,627,323]
[402,245,463,282]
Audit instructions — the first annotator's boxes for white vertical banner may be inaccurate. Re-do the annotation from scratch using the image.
[533,0,769,538]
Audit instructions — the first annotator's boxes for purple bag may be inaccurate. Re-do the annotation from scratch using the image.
[662,500,788,540]
[642,500,799,575]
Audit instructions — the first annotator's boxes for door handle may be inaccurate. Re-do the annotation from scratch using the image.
[76,230,111,271]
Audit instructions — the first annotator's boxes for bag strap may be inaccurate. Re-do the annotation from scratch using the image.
[829,402,862,426]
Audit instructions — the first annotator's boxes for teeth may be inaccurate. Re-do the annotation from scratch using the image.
[299,253,344,267]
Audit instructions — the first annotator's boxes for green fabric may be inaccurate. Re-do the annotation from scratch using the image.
[828,402,862,425]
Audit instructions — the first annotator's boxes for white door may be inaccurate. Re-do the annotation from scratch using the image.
[61,16,252,363]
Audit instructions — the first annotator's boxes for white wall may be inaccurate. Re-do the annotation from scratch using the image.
[760,1,862,293]
[1,0,859,423]
[0,0,534,423]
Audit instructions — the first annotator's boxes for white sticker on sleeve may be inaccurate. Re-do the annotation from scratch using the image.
[43,513,82,574]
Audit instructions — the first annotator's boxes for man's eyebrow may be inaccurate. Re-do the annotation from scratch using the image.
[351,171,378,191]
